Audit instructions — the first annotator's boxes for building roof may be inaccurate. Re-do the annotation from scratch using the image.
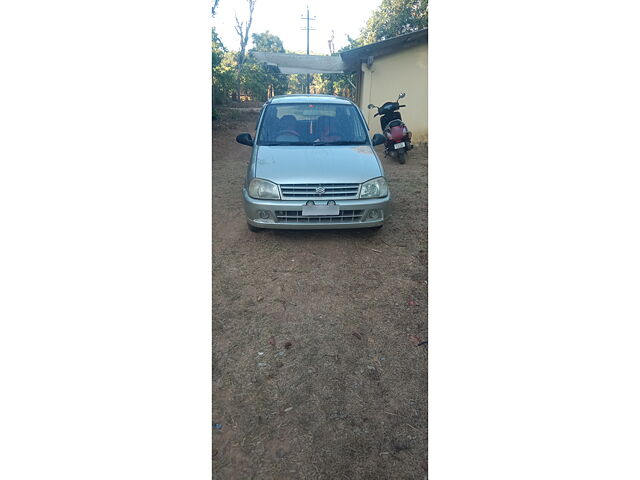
[340,28,428,70]
[269,94,353,105]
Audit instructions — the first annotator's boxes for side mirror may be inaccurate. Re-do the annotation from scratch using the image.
[367,104,375,110]
[236,133,254,146]
[398,92,406,99]
[372,133,386,146]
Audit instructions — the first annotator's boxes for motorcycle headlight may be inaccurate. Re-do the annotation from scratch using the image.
[248,178,280,199]
[359,177,388,199]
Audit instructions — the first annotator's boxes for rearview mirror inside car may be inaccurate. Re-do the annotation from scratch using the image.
[236,133,254,146]
[372,133,386,146]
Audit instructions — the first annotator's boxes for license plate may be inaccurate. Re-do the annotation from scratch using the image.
[302,204,340,216]
[394,142,406,150]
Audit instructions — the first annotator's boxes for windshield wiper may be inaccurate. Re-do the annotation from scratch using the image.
[259,141,315,146]
[312,140,367,146]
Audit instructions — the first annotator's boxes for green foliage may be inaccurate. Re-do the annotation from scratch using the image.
[341,35,365,51]
[360,0,428,44]
[286,74,307,95]
[212,29,290,103]
[332,72,357,99]
[239,59,271,101]
[281,71,355,99]
[251,31,285,53]
[212,28,232,104]
[212,28,226,71]
[213,50,238,104]
[314,74,335,96]
[243,31,288,101]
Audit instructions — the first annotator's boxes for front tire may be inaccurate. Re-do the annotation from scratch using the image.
[397,149,406,164]
[247,222,262,233]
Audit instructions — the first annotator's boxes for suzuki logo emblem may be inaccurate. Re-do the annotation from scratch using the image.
[315,186,325,194]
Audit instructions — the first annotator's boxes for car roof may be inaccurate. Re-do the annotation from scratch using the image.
[268,94,354,105]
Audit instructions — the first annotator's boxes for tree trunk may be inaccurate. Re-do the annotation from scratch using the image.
[234,0,256,102]
[235,71,242,102]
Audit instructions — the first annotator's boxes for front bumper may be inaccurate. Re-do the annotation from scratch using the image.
[243,189,391,229]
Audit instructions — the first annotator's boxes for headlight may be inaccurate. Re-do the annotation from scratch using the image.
[248,178,280,199]
[359,177,388,199]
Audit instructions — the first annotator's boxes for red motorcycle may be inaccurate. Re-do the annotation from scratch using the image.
[368,93,413,164]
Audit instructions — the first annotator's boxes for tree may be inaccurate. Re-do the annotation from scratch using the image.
[325,39,362,100]
[212,29,236,105]
[286,74,307,95]
[212,1,225,110]
[234,0,257,100]
[360,0,427,44]
[314,74,335,96]
[212,28,225,71]
[245,31,288,100]
[251,30,284,53]
[211,0,220,17]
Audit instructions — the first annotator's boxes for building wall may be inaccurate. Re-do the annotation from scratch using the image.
[359,43,428,144]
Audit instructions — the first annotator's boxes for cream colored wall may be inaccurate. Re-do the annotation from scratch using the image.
[360,43,428,144]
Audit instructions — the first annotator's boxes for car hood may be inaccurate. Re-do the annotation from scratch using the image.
[254,145,382,184]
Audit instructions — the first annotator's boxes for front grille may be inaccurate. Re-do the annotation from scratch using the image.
[280,183,360,199]
[275,210,364,224]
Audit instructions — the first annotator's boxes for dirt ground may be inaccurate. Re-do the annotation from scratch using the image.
[213,102,427,479]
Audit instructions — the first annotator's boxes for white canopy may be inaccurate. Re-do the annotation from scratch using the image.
[250,52,350,74]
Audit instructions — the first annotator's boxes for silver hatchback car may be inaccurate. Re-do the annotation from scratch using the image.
[236,94,391,231]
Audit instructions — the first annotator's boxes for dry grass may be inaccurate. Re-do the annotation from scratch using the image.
[213,106,427,479]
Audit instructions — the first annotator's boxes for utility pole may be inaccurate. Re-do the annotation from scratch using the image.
[300,6,316,94]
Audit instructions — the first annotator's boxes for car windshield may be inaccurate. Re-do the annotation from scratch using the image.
[257,103,369,146]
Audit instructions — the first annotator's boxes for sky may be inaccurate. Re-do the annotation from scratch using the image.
[212,0,380,54]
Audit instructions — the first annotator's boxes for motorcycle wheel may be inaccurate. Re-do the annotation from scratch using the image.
[397,149,406,164]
